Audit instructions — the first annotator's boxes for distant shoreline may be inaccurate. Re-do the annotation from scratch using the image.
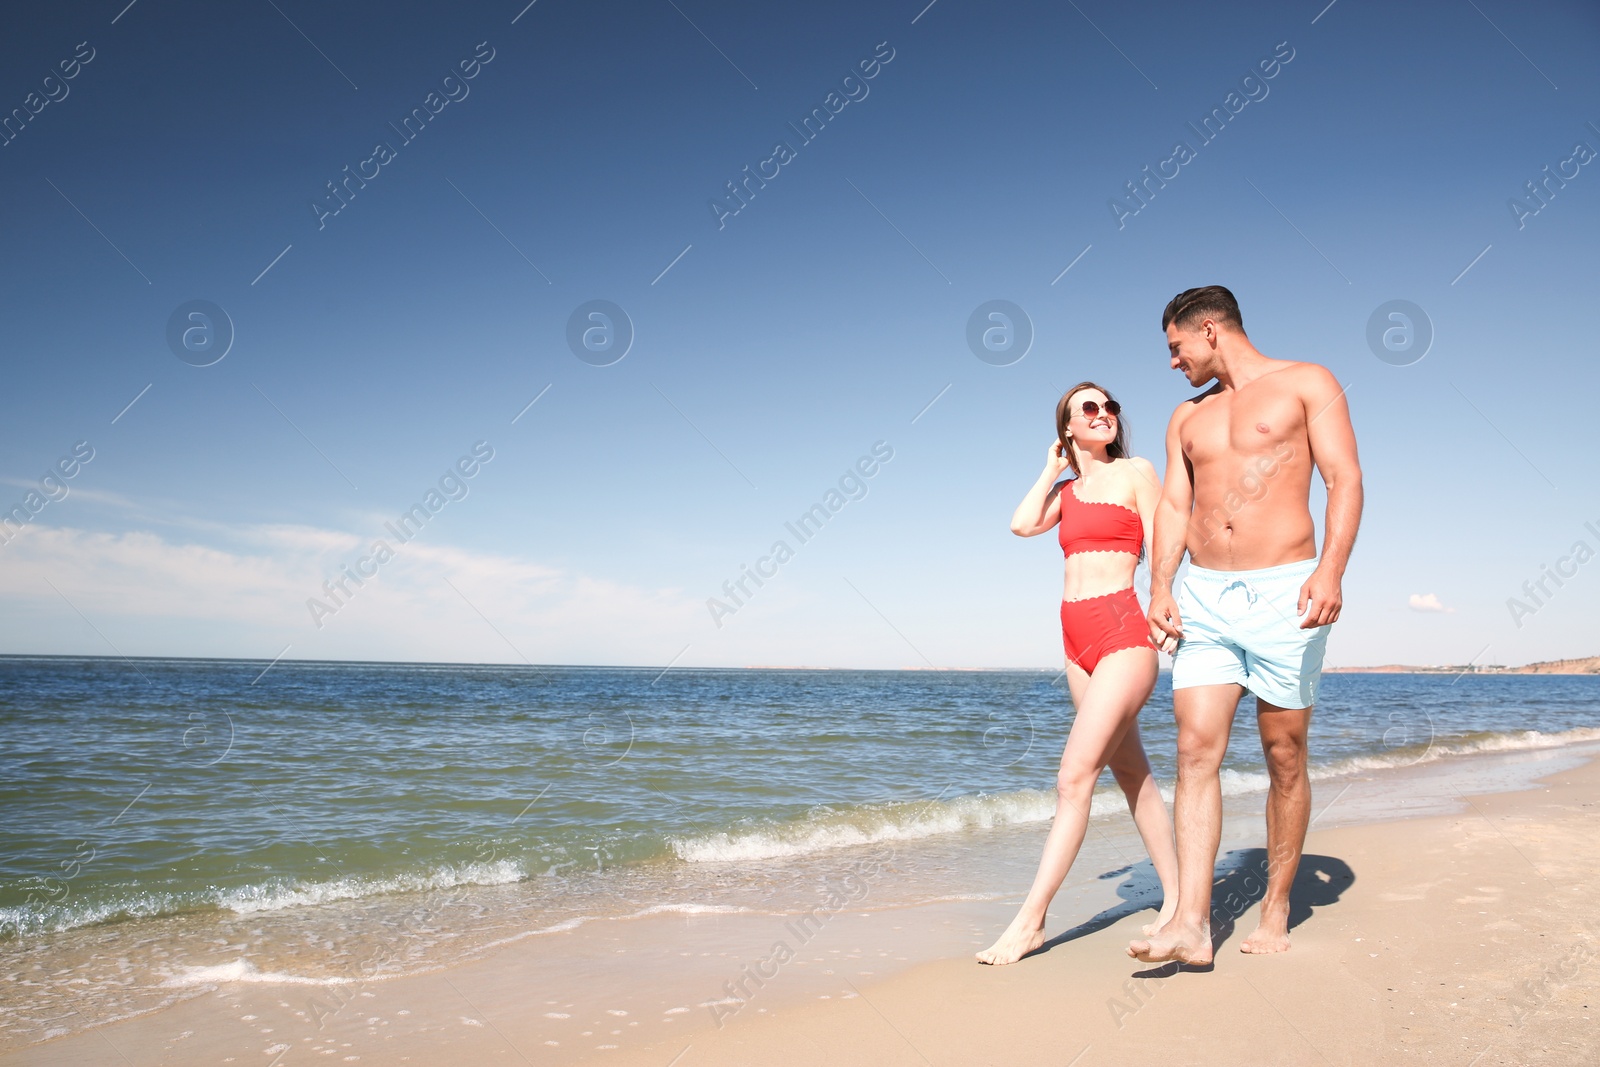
[1326,654,1600,675]
[3,652,1598,674]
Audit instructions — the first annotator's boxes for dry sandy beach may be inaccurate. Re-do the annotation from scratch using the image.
[7,751,1597,1067]
[642,758,1598,1067]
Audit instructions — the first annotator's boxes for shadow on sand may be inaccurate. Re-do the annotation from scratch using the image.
[1031,848,1355,967]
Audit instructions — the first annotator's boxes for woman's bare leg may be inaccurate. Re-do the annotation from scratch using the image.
[976,647,1159,965]
[1102,669,1180,933]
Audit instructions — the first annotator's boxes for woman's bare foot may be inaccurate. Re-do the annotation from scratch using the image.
[1141,898,1179,937]
[1240,905,1291,953]
[976,920,1047,965]
[1127,919,1212,965]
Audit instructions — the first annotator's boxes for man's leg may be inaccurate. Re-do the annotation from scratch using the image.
[1127,682,1243,965]
[1241,698,1312,954]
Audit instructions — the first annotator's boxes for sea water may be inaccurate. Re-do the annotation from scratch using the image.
[2,656,1596,1050]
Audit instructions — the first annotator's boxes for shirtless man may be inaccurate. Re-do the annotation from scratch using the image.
[1127,285,1362,965]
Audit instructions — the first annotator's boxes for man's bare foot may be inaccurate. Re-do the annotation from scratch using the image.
[1127,919,1212,965]
[1240,915,1291,953]
[976,921,1047,965]
[1142,898,1179,937]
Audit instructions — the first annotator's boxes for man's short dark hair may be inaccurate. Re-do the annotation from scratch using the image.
[1161,285,1244,333]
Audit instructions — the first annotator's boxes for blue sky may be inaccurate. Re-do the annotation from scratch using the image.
[2,0,1597,669]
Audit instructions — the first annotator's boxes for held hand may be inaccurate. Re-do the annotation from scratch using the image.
[1297,567,1343,628]
[1147,589,1183,654]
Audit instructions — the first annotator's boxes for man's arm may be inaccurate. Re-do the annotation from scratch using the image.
[1298,366,1362,627]
[1147,405,1194,648]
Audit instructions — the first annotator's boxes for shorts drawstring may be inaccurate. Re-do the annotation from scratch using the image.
[1221,577,1262,609]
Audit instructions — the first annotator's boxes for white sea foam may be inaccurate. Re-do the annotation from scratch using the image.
[1218,768,1275,794]
[671,771,1302,863]
[220,859,525,915]
[161,959,366,987]
[1310,726,1600,781]
[0,860,529,941]
[625,903,756,918]
[0,890,193,938]
[669,790,1059,862]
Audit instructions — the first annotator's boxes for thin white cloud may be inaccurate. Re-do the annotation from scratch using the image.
[0,522,699,664]
[1407,593,1453,614]
[0,480,144,512]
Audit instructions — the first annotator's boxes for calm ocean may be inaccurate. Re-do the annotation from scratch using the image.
[2,655,1597,1049]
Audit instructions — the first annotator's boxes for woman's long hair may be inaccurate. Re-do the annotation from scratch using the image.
[1055,381,1129,479]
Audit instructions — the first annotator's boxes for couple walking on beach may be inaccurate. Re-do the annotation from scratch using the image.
[976,285,1363,968]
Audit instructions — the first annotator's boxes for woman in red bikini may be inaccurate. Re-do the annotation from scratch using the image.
[976,382,1181,966]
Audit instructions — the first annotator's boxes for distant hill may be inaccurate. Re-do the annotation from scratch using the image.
[1508,655,1600,675]
[1327,655,1600,675]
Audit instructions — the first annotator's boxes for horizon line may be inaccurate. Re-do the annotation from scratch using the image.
[1,652,1595,673]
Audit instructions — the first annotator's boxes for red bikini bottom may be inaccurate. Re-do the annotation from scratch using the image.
[1060,586,1156,674]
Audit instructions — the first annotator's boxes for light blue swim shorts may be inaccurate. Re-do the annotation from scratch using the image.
[1170,557,1330,710]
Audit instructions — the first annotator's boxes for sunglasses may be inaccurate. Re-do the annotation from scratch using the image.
[1073,399,1121,421]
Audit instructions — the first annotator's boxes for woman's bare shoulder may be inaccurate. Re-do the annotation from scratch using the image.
[1123,455,1157,475]
[1116,455,1158,482]
[1116,456,1160,499]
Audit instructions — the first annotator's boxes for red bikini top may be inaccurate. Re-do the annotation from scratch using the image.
[1058,479,1143,559]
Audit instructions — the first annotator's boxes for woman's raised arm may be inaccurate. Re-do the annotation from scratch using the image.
[1011,440,1071,537]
